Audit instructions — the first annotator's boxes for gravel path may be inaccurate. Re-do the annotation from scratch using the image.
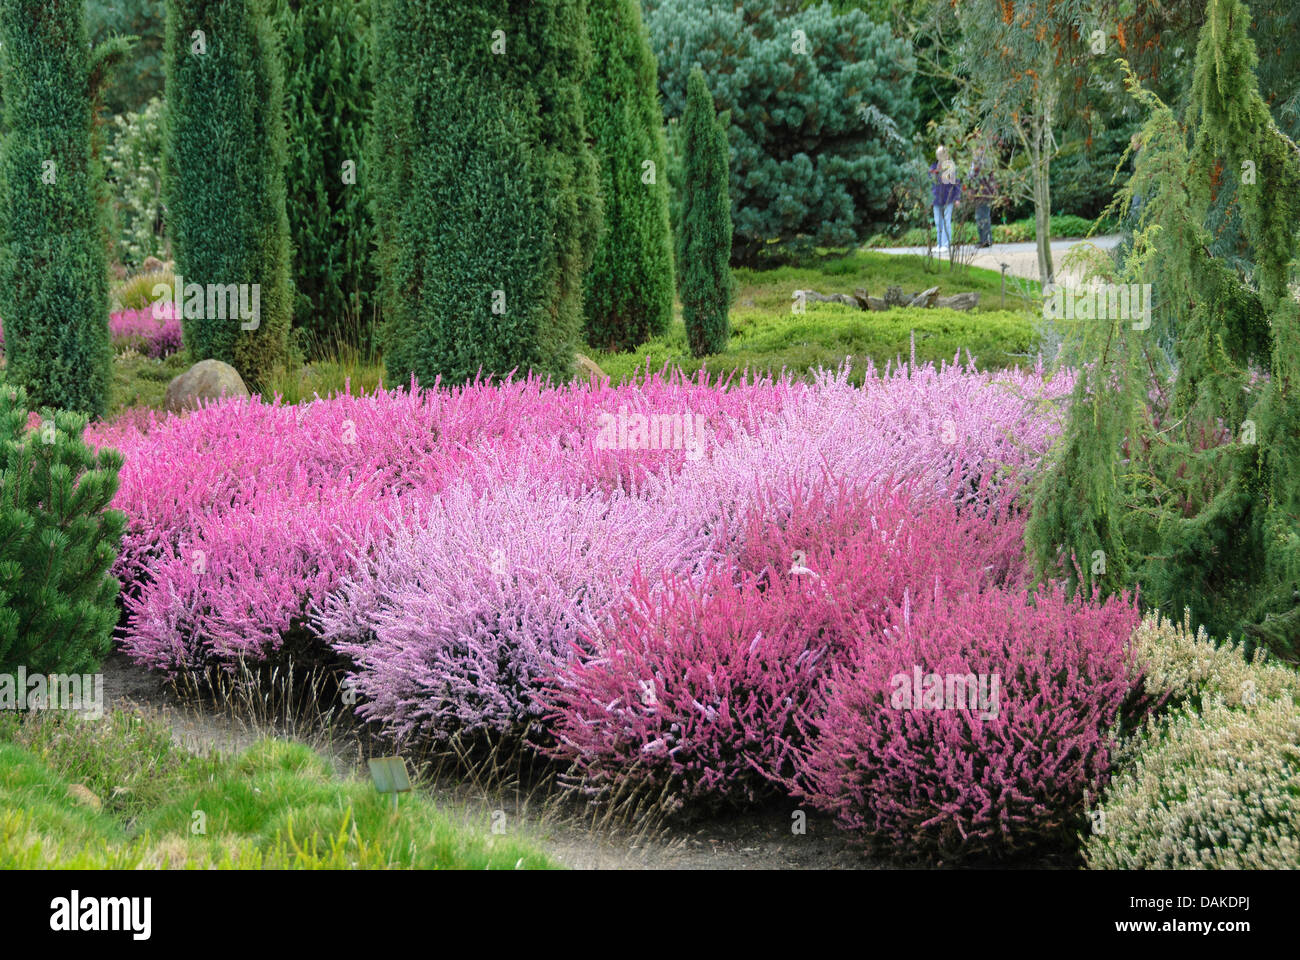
[872,234,1124,283]
[99,651,886,870]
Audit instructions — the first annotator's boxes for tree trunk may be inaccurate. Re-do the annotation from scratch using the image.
[1031,108,1054,287]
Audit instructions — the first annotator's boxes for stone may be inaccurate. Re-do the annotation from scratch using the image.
[908,286,940,308]
[164,359,249,414]
[141,256,166,273]
[935,292,980,310]
[574,352,607,382]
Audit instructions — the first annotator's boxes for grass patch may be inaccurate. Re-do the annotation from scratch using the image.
[0,711,556,869]
[592,250,1041,384]
[109,350,191,418]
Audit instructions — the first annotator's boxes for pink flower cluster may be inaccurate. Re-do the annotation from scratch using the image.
[110,304,183,358]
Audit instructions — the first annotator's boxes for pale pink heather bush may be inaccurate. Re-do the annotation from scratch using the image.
[542,482,1032,810]
[662,358,1071,556]
[791,582,1144,863]
[316,474,711,742]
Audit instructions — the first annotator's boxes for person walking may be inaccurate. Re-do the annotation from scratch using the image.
[968,146,996,248]
[929,146,961,253]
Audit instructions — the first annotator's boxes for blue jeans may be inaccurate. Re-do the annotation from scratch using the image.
[933,203,954,248]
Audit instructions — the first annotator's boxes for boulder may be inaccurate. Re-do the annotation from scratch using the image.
[141,256,166,273]
[936,292,980,311]
[165,359,249,413]
[574,352,608,382]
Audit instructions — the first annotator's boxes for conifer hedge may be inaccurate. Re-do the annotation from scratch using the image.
[275,0,374,349]
[0,0,120,418]
[677,67,731,358]
[581,0,674,353]
[372,0,600,388]
[164,0,293,388]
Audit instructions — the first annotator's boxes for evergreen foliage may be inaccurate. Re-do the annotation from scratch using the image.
[0,0,122,418]
[163,0,293,388]
[274,0,375,349]
[677,67,731,358]
[1027,0,1300,660]
[581,0,674,353]
[0,384,125,676]
[373,0,600,388]
[644,0,918,266]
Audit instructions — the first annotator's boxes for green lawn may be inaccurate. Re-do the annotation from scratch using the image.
[591,250,1042,384]
[0,711,556,869]
[107,250,1042,412]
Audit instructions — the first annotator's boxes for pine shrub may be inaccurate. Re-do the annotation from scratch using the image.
[372,0,600,388]
[677,68,731,358]
[0,0,121,418]
[163,0,293,388]
[0,384,125,676]
[581,0,675,353]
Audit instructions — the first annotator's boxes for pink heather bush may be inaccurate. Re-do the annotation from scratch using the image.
[791,583,1144,863]
[316,475,709,743]
[542,482,1032,810]
[100,359,1072,773]
[111,304,183,358]
[104,370,791,676]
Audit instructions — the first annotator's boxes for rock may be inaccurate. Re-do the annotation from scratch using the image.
[67,784,101,811]
[574,353,607,382]
[908,286,940,308]
[865,297,888,311]
[884,285,907,307]
[796,289,858,307]
[141,256,166,273]
[936,292,980,310]
[164,359,249,414]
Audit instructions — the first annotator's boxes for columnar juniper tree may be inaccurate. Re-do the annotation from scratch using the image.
[581,0,675,353]
[677,67,731,359]
[274,0,374,349]
[1027,0,1300,659]
[0,385,125,676]
[164,0,293,387]
[372,0,600,388]
[0,0,125,418]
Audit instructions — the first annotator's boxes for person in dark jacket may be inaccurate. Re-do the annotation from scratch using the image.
[929,145,961,253]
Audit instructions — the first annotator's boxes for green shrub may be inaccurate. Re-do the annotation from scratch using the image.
[678,67,732,358]
[163,0,293,389]
[645,0,919,265]
[111,268,175,312]
[0,0,121,418]
[373,0,600,388]
[0,384,125,676]
[105,96,167,269]
[581,0,675,353]
[1084,696,1300,869]
[275,0,375,350]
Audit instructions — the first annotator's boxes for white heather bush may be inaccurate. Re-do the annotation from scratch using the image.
[1084,696,1300,869]
[1132,610,1299,712]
